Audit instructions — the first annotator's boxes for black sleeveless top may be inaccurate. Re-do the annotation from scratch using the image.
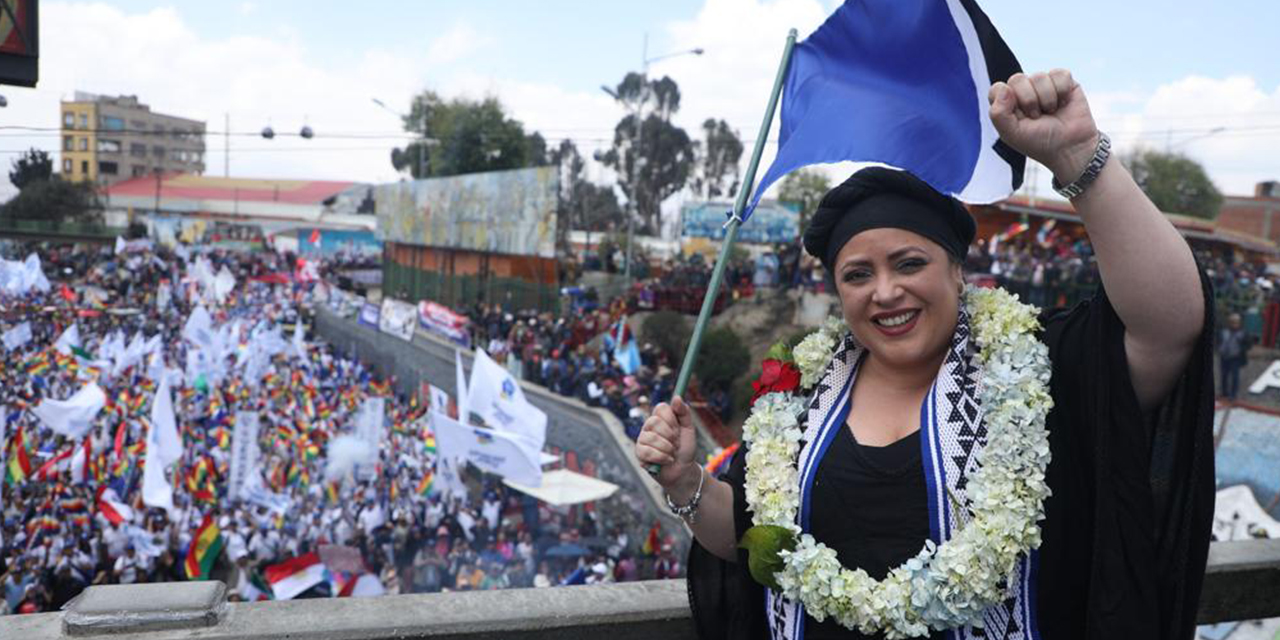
[805,427,943,640]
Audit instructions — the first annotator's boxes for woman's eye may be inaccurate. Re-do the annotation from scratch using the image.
[898,259,926,272]
[843,269,871,283]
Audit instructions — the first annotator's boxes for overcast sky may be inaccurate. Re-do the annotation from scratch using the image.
[3,0,1279,212]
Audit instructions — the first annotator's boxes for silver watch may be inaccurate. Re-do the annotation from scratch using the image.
[1051,131,1111,199]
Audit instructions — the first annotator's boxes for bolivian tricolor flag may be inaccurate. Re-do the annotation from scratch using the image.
[415,471,433,496]
[7,427,32,484]
[325,482,340,504]
[185,514,224,581]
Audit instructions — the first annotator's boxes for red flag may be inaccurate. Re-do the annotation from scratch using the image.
[309,229,321,245]
[60,284,76,302]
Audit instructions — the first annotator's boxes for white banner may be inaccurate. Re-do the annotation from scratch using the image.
[466,349,547,449]
[355,398,385,480]
[432,410,542,487]
[229,411,262,502]
[244,485,292,516]
[378,298,416,342]
[2,322,32,351]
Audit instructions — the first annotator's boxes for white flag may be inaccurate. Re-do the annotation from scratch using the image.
[54,324,81,355]
[214,266,236,304]
[428,385,450,415]
[141,422,176,517]
[183,305,215,348]
[432,410,542,487]
[2,322,32,351]
[22,254,50,293]
[292,316,307,361]
[150,375,183,467]
[455,349,469,422]
[465,349,546,449]
[31,382,107,439]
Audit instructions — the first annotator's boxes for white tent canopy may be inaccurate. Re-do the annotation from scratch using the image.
[504,469,619,507]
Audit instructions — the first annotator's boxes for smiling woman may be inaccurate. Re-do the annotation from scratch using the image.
[641,69,1217,640]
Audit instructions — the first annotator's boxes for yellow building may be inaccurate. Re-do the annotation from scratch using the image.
[60,92,206,186]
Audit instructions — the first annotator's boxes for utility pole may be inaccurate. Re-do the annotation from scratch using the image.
[224,113,230,177]
[419,108,428,180]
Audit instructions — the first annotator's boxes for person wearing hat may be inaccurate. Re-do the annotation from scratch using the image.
[639,69,1213,639]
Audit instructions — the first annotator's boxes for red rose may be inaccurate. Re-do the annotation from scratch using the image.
[751,359,802,405]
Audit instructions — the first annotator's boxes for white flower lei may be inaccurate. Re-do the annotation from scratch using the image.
[741,286,1053,639]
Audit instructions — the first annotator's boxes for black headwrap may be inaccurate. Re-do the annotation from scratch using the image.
[802,167,975,271]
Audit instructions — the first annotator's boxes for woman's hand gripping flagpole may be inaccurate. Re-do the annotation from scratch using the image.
[640,29,797,481]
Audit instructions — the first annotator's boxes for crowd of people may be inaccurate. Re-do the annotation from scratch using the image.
[463,300,678,440]
[0,242,680,617]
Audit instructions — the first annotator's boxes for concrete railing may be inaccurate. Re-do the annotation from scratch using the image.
[3,539,1278,640]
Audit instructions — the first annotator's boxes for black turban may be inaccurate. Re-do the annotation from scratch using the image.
[802,167,975,272]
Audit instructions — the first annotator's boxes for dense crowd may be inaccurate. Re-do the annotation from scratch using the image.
[0,242,678,616]
[464,300,679,440]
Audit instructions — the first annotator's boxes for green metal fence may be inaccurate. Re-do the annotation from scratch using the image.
[0,217,125,240]
[382,261,560,313]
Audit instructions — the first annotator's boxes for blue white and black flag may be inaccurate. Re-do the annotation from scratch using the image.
[745,0,1024,221]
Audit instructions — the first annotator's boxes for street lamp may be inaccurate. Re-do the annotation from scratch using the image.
[373,97,430,179]
[602,37,704,283]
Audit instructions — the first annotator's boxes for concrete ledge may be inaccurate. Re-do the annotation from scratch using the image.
[2,580,696,640]
[1199,538,1280,623]
[3,544,1280,640]
[63,581,226,636]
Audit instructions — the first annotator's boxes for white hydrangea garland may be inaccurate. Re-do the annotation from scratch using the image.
[741,286,1053,639]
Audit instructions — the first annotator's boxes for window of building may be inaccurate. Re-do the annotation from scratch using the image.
[98,139,122,154]
[78,138,88,151]
[63,158,72,173]
[154,125,166,136]
[132,165,148,177]
[81,160,89,174]
[152,146,166,159]
[101,116,125,131]
[64,136,74,151]
[131,120,147,132]
[99,161,119,175]
[63,112,75,128]
[130,143,147,157]
[79,114,88,128]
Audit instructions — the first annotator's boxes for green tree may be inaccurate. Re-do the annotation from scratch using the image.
[642,310,692,368]
[692,118,744,201]
[9,148,53,191]
[695,326,751,392]
[778,168,831,230]
[600,72,696,235]
[1121,148,1223,219]
[390,91,546,179]
[550,139,623,241]
[1,178,101,223]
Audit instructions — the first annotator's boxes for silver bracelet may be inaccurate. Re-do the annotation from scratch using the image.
[1051,131,1111,199]
[664,467,706,524]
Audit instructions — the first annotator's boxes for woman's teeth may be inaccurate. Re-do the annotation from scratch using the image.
[875,311,916,327]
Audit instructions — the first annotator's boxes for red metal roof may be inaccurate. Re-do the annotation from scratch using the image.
[103,173,355,206]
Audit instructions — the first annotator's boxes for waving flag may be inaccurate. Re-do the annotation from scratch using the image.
[264,552,328,600]
[744,0,1023,221]
[184,514,225,580]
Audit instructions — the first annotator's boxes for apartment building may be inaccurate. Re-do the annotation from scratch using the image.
[60,92,206,186]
